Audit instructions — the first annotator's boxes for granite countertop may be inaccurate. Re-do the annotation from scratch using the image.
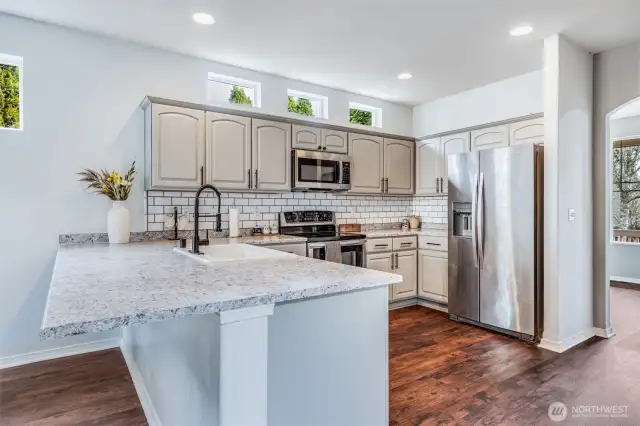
[354,224,447,239]
[41,241,401,340]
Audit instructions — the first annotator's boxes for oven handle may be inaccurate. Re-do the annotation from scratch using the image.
[339,240,366,247]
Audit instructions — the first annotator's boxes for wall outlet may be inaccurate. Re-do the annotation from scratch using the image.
[568,209,576,221]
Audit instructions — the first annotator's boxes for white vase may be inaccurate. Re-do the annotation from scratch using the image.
[108,201,130,244]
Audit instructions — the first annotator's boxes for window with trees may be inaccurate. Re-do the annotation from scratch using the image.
[0,54,22,130]
[612,137,640,243]
[287,90,328,119]
[349,102,381,128]
[207,73,261,107]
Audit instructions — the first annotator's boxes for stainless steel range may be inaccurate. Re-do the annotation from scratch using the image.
[278,211,365,267]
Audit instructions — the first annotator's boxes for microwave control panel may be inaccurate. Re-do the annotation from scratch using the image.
[341,162,351,184]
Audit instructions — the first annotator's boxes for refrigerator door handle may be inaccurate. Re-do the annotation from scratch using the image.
[471,173,479,267]
[478,172,485,269]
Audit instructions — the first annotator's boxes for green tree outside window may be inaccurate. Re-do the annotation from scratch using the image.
[228,85,253,105]
[288,96,313,116]
[0,64,20,129]
[349,108,372,126]
[613,141,640,230]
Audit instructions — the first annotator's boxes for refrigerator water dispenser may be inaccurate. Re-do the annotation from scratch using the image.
[452,202,473,238]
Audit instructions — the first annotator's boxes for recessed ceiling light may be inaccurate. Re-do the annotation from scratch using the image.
[397,73,413,80]
[510,25,533,37]
[193,13,215,25]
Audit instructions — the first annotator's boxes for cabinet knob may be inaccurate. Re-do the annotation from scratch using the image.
[322,147,327,150]
[318,145,322,150]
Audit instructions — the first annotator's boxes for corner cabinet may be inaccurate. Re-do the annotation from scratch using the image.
[384,139,414,194]
[349,134,384,194]
[252,119,292,191]
[206,112,252,190]
[145,104,206,190]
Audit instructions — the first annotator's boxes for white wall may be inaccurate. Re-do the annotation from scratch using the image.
[609,115,640,280]
[412,70,543,138]
[593,41,640,332]
[542,34,593,351]
[0,13,413,358]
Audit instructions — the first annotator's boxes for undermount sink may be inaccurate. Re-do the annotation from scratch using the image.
[174,243,290,264]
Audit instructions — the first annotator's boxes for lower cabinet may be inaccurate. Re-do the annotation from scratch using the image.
[366,252,394,301]
[418,249,448,303]
[392,251,418,300]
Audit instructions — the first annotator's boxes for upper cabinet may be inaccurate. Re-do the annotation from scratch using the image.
[292,126,348,154]
[206,112,252,190]
[384,138,414,195]
[292,125,321,151]
[321,129,348,154]
[349,133,384,194]
[415,138,441,196]
[509,117,544,146]
[416,133,470,195]
[440,132,470,195]
[146,104,205,190]
[252,119,292,191]
[471,125,509,152]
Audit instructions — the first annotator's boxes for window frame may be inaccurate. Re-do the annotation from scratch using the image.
[349,102,382,128]
[611,134,640,244]
[0,53,24,131]
[207,72,261,108]
[287,89,329,119]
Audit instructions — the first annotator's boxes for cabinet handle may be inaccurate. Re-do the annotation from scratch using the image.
[381,178,385,193]
[318,145,322,150]
[395,253,399,269]
[400,242,412,246]
[248,169,251,189]
[390,254,395,270]
[436,177,439,193]
[426,242,441,246]
[323,147,327,151]
[254,169,258,189]
[200,166,204,185]
[440,177,444,193]
[385,178,389,193]
[375,244,388,248]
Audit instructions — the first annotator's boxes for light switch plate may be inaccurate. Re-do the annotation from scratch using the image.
[568,209,576,221]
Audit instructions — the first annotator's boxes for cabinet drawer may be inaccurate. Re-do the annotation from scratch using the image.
[264,243,307,256]
[366,238,393,253]
[393,236,417,251]
[419,235,448,252]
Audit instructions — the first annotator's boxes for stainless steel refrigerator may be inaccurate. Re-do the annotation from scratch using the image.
[447,144,543,341]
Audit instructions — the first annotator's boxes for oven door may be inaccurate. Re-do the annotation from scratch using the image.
[340,240,365,268]
[293,150,351,191]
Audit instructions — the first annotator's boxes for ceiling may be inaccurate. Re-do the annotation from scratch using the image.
[2,0,640,106]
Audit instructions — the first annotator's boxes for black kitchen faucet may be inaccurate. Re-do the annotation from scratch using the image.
[190,184,222,255]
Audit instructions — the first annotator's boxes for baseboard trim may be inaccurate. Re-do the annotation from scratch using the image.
[538,329,595,353]
[121,341,161,426]
[0,338,120,370]
[593,327,616,338]
[416,298,449,313]
[389,298,418,310]
[611,276,640,285]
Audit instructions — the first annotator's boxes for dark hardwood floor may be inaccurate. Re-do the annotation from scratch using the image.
[2,287,640,425]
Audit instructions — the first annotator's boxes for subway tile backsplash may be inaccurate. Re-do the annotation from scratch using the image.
[145,191,448,232]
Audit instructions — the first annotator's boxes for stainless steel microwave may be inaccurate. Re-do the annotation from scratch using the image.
[291,150,352,192]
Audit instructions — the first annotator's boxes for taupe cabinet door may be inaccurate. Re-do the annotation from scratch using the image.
[440,132,471,195]
[418,250,448,303]
[322,129,348,154]
[150,104,205,189]
[392,250,418,300]
[252,119,292,191]
[349,133,384,193]
[292,125,321,151]
[509,117,544,146]
[471,125,509,151]
[206,112,252,190]
[384,138,414,194]
[415,138,440,195]
[367,252,394,302]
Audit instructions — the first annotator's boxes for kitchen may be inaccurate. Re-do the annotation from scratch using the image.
[2,1,640,425]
